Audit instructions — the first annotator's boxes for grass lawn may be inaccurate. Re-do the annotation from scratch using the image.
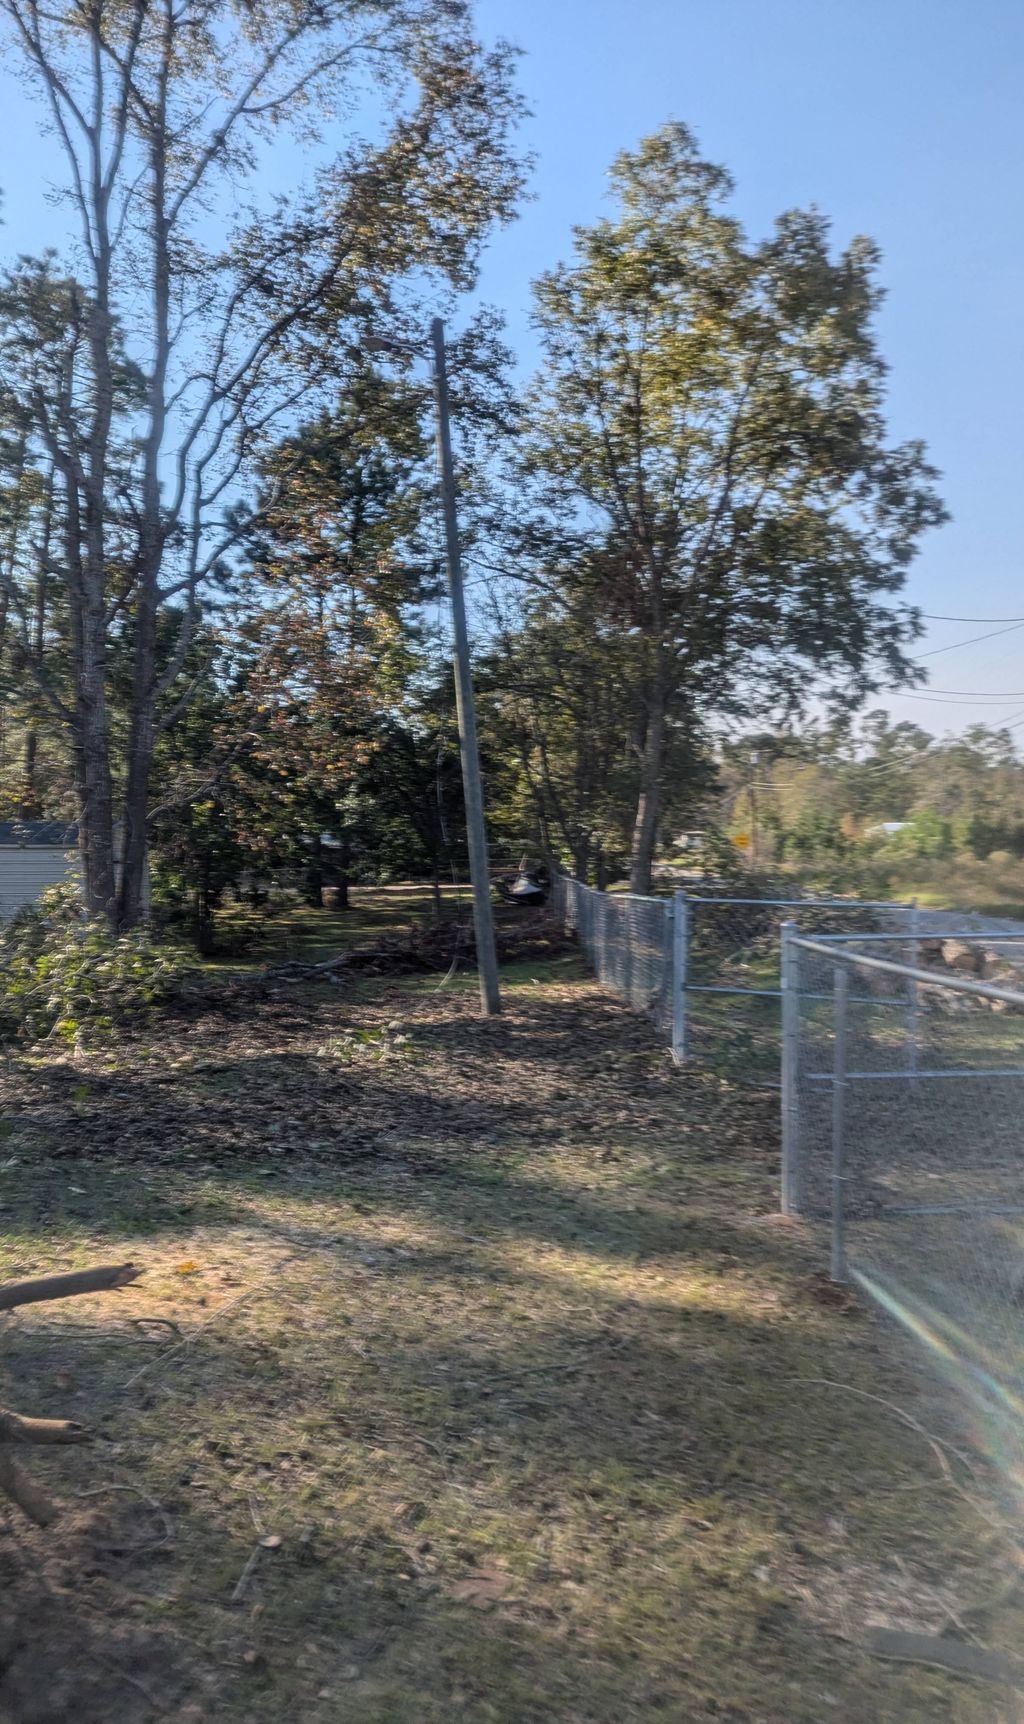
[796,858,1024,925]
[204,882,472,970]
[887,855,1024,923]
[0,915,1020,1722]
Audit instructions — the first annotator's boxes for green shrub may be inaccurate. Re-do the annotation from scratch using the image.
[0,883,188,1048]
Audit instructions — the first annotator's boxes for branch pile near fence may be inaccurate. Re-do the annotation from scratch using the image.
[0,1263,141,1526]
[271,910,573,979]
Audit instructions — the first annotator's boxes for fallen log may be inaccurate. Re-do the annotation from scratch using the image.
[0,1451,59,1527]
[0,1262,140,1313]
[0,1263,142,1525]
[0,1410,88,1445]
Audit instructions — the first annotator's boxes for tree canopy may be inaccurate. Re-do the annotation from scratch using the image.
[0,0,525,923]
[0,101,969,940]
[505,124,946,890]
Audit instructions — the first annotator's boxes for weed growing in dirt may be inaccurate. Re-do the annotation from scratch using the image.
[317,1024,418,1066]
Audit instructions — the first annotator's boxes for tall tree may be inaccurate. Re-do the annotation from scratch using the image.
[0,0,524,923]
[517,123,946,892]
[233,364,437,882]
[0,256,138,826]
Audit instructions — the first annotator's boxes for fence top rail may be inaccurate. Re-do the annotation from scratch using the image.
[808,930,1024,944]
[558,879,668,906]
[684,895,912,909]
[788,933,1024,1009]
[559,878,915,912]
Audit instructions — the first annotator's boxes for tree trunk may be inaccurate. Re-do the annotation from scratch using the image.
[629,691,665,896]
[80,158,119,919]
[118,92,172,932]
[193,888,215,956]
[305,834,324,907]
[21,502,51,821]
[20,732,39,821]
[336,835,351,909]
[76,599,117,920]
[116,367,163,929]
[118,703,154,928]
[193,853,215,955]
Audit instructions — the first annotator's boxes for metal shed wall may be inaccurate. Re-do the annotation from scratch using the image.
[0,847,79,921]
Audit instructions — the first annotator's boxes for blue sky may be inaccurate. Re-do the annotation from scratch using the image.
[2,0,1023,737]
[471,0,1024,737]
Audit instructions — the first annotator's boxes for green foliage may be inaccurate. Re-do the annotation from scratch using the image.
[0,100,962,914]
[777,807,851,862]
[0,884,187,1048]
[885,809,955,861]
[506,122,946,889]
[0,0,526,922]
[719,713,1024,878]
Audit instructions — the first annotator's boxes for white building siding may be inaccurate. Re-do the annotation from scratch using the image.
[0,848,79,921]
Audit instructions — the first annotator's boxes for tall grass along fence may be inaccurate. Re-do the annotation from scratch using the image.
[781,924,1024,1519]
[551,875,917,1081]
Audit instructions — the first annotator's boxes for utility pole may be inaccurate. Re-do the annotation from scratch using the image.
[361,322,501,1014]
[429,318,502,1015]
[749,746,760,869]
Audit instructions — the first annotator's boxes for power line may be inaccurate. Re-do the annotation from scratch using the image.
[923,686,1024,696]
[896,690,1024,703]
[977,705,1024,730]
[920,612,1024,623]
[912,620,1024,660]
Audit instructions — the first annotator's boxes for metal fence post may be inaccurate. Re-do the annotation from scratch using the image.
[830,965,849,1282]
[906,897,919,1076]
[671,891,688,1065]
[780,920,800,1213]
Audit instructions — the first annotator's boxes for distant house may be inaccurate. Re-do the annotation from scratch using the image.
[0,822,152,921]
[0,821,79,921]
[865,821,911,838]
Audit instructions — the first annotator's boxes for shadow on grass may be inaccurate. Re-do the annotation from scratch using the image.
[0,1064,781,1272]
[0,1224,974,1724]
[0,978,998,1722]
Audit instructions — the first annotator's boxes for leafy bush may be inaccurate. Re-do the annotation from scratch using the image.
[0,883,188,1048]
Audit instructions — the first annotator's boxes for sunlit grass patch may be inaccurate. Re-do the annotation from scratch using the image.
[0,967,1019,1721]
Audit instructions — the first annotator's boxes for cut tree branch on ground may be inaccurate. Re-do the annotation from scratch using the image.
[0,1410,88,1445]
[0,1450,59,1527]
[0,1263,141,1313]
[0,1264,142,1526]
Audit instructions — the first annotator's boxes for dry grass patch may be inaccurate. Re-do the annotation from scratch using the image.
[0,968,1020,1722]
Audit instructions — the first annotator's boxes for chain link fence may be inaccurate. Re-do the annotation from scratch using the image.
[782,927,1024,1517]
[552,875,917,1080]
[551,875,679,1047]
[550,877,1024,1505]
[683,893,914,1084]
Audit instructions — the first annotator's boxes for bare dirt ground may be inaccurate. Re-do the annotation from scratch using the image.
[0,942,1021,1722]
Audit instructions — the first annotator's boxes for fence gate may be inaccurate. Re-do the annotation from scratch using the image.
[781,926,1024,1520]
